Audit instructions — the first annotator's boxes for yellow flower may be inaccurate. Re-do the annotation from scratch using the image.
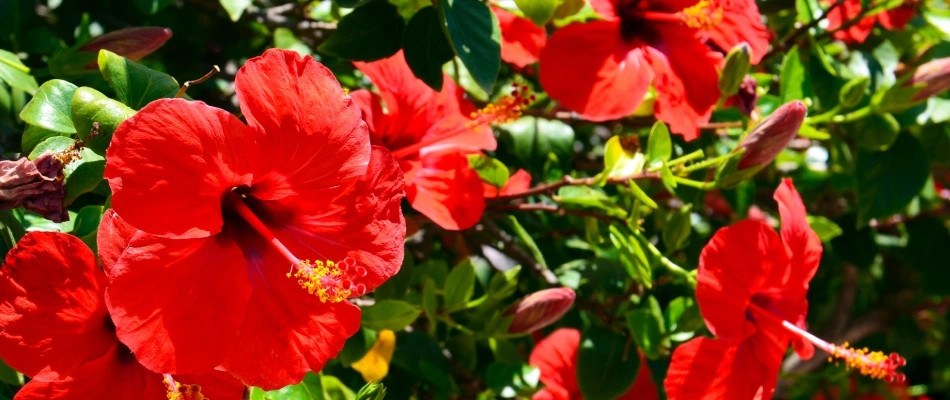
[351,330,396,382]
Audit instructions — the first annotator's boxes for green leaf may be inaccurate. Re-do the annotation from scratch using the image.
[627,180,658,209]
[440,0,501,93]
[421,278,438,324]
[646,121,671,167]
[0,359,21,386]
[322,375,356,400]
[219,0,252,21]
[361,299,422,331]
[577,326,641,400]
[250,372,327,400]
[64,148,106,205]
[506,215,548,268]
[318,1,404,62]
[443,259,476,310]
[664,296,704,337]
[374,252,413,300]
[274,28,313,56]
[28,136,75,160]
[853,112,900,152]
[98,50,180,110]
[807,215,843,243]
[899,218,950,296]
[487,266,520,300]
[468,154,510,189]
[855,134,929,226]
[71,86,136,155]
[485,363,541,397]
[625,296,669,359]
[839,76,870,109]
[501,116,575,169]
[514,0,558,26]
[780,46,809,103]
[19,79,78,134]
[608,225,651,288]
[0,49,38,93]
[662,204,692,252]
[402,6,454,91]
[22,124,67,155]
[554,186,627,218]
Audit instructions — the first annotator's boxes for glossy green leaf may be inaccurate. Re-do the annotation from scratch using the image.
[98,50,180,110]
[444,259,476,310]
[22,124,67,155]
[318,1,404,62]
[64,148,106,205]
[71,86,136,155]
[361,299,422,331]
[780,46,809,103]
[19,79,78,134]
[609,225,651,288]
[807,215,843,243]
[514,0,558,26]
[500,116,575,169]
[0,49,38,93]
[577,326,640,400]
[28,136,75,160]
[402,6,454,91]
[855,134,929,226]
[555,186,627,218]
[468,154,510,189]
[220,0,252,21]
[440,0,501,93]
[249,372,327,400]
[646,122,672,167]
[839,76,870,109]
[487,266,520,300]
[626,296,669,359]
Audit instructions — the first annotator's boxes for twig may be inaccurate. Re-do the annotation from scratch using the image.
[490,203,626,224]
[489,172,662,203]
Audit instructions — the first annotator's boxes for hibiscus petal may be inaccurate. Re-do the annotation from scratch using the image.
[418,113,497,156]
[529,328,581,398]
[697,220,790,341]
[664,338,774,400]
[106,234,251,375]
[643,26,720,139]
[406,152,486,230]
[106,98,254,239]
[234,48,371,202]
[14,345,162,400]
[173,369,247,399]
[275,146,406,292]
[773,179,822,291]
[494,7,547,68]
[0,232,113,381]
[97,210,139,277]
[704,0,771,64]
[224,246,360,390]
[589,0,620,20]
[539,21,653,122]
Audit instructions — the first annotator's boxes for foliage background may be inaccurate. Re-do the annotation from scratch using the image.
[2,0,950,399]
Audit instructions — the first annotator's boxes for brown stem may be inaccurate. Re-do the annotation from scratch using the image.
[488,172,662,203]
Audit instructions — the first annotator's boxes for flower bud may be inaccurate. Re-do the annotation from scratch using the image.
[736,100,807,170]
[724,76,759,116]
[719,43,752,97]
[0,153,67,222]
[907,57,950,102]
[839,76,870,109]
[505,287,576,333]
[80,27,172,62]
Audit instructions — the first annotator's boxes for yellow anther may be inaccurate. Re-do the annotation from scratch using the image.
[826,342,906,382]
[289,259,351,303]
[679,0,723,30]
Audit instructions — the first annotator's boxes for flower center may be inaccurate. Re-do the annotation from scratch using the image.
[389,83,533,160]
[747,303,906,382]
[226,193,365,302]
[623,0,724,30]
[163,374,206,400]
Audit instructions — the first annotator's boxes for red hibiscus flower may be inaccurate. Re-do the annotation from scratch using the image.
[493,7,547,69]
[530,328,658,400]
[101,49,406,389]
[664,179,905,400]
[825,0,916,43]
[484,169,532,198]
[353,51,525,230]
[539,0,770,138]
[0,232,245,399]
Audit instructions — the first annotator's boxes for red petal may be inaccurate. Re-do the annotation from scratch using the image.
[617,353,659,400]
[697,220,790,342]
[0,232,113,381]
[773,179,821,291]
[643,27,720,139]
[539,21,653,121]
[589,0,620,20]
[665,338,775,400]
[106,234,251,375]
[97,210,139,277]
[174,369,247,399]
[235,49,371,203]
[272,146,406,292]
[418,113,497,156]
[704,0,771,64]
[529,328,582,398]
[224,246,360,389]
[879,5,915,30]
[405,152,486,230]
[827,0,874,43]
[494,7,547,68]
[14,346,164,400]
[486,169,533,198]
[106,98,254,239]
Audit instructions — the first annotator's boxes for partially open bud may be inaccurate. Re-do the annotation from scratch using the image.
[907,57,950,102]
[505,287,576,333]
[723,76,759,116]
[719,43,752,97]
[80,27,172,63]
[0,153,67,222]
[716,101,806,188]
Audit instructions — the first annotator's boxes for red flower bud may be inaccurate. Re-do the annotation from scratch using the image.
[505,287,576,334]
[0,153,67,222]
[907,57,950,102]
[724,76,759,116]
[80,27,172,62]
[736,100,807,170]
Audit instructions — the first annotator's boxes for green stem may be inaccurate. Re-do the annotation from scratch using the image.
[672,176,717,190]
[804,105,842,124]
[680,152,739,174]
[661,149,705,170]
[830,106,872,123]
[631,230,696,288]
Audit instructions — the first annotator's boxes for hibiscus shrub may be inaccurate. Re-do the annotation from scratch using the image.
[0,0,949,399]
